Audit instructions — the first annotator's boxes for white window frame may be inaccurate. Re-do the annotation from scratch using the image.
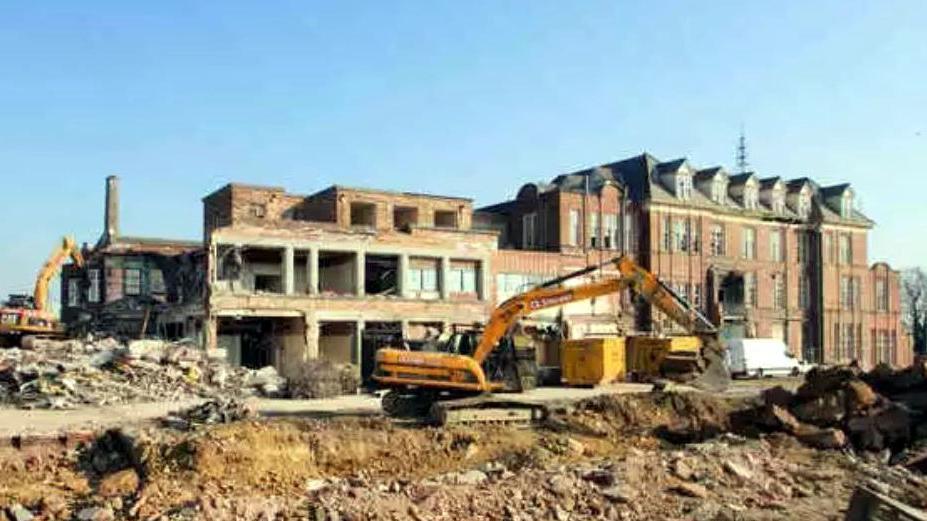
[744,185,759,210]
[88,269,101,303]
[798,274,810,309]
[68,279,80,308]
[662,215,672,252]
[712,180,726,204]
[124,268,142,296]
[673,220,688,252]
[744,272,757,306]
[797,195,811,219]
[742,228,756,260]
[710,224,725,256]
[770,230,782,262]
[522,212,537,249]
[876,279,888,312]
[568,210,580,247]
[589,213,599,248]
[603,214,618,250]
[841,194,853,218]
[676,175,692,200]
[839,234,852,265]
[773,274,785,310]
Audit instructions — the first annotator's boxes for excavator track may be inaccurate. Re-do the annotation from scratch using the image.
[381,391,547,426]
[428,396,547,427]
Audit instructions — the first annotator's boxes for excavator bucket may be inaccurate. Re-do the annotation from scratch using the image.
[687,343,731,393]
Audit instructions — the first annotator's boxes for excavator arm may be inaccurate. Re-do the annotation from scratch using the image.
[373,254,728,396]
[470,255,715,364]
[33,237,85,312]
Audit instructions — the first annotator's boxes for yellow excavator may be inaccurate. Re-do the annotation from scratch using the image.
[0,237,85,347]
[372,255,729,425]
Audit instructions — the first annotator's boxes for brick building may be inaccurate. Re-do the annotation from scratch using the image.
[477,153,910,369]
[61,149,902,382]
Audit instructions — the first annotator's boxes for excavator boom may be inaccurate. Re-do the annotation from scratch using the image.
[33,236,85,313]
[0,236,84,346]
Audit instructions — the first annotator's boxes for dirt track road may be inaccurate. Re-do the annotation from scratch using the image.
[0,376,799,437]
[0,382,657,437]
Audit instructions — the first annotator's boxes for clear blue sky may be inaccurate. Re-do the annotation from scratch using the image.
[1,1,925,306]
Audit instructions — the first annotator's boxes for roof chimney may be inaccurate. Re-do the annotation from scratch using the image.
[104,175,119,243]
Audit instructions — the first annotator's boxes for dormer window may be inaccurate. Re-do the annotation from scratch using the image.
[676,175,692,200]
[772,193,785,215]
[797,194,811,219]
[744,185,758,210]
[841,193,853,218]
[711,180,727,204]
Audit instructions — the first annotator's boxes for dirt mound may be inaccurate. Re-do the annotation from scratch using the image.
[552,391,739,443]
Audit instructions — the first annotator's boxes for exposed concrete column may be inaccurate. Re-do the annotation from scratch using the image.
[354,320,365,381]
[205,316,218,352]
[282,246,295,295]
[401,319,410,342]
[306,318,319,359]
[440,256,451,300]
[355,251,366,297]
[398,253,410,298]
[308,247,319,295]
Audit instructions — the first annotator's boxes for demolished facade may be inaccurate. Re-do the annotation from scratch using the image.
[60,176,206,340]
[202,183,618,383]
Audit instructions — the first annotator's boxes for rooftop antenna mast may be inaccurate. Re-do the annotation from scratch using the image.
[736,125,749,174]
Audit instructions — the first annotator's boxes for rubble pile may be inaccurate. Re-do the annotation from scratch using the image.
[287,359,359,399]
[0,338,286,409]
[301,434,927,521]
[745,363,924,454]
[4,391,927,519]
[162,399,254,430]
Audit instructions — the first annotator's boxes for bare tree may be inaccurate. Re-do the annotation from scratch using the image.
[902,268,927,354]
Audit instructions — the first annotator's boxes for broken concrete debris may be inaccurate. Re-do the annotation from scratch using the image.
[161,399,254,430]
[740,362,927,456]
[0,337,339,409]
[287,359,359,399]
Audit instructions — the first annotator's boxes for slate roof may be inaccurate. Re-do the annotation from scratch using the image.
[479,152,872,226]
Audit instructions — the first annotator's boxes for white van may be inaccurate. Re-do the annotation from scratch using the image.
[725,338,810,378]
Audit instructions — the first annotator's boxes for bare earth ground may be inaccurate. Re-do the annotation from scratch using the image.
[2,378,915,521]
[0,393,912,521]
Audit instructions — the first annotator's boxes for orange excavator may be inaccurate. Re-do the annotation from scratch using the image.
[0,237,85,347]
[372,255,729,424]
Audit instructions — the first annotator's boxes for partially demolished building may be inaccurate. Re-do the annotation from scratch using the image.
[61,177,206,339]
[62,150,910,383]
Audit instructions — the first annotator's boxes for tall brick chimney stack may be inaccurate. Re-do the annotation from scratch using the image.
[104,175,119,243]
